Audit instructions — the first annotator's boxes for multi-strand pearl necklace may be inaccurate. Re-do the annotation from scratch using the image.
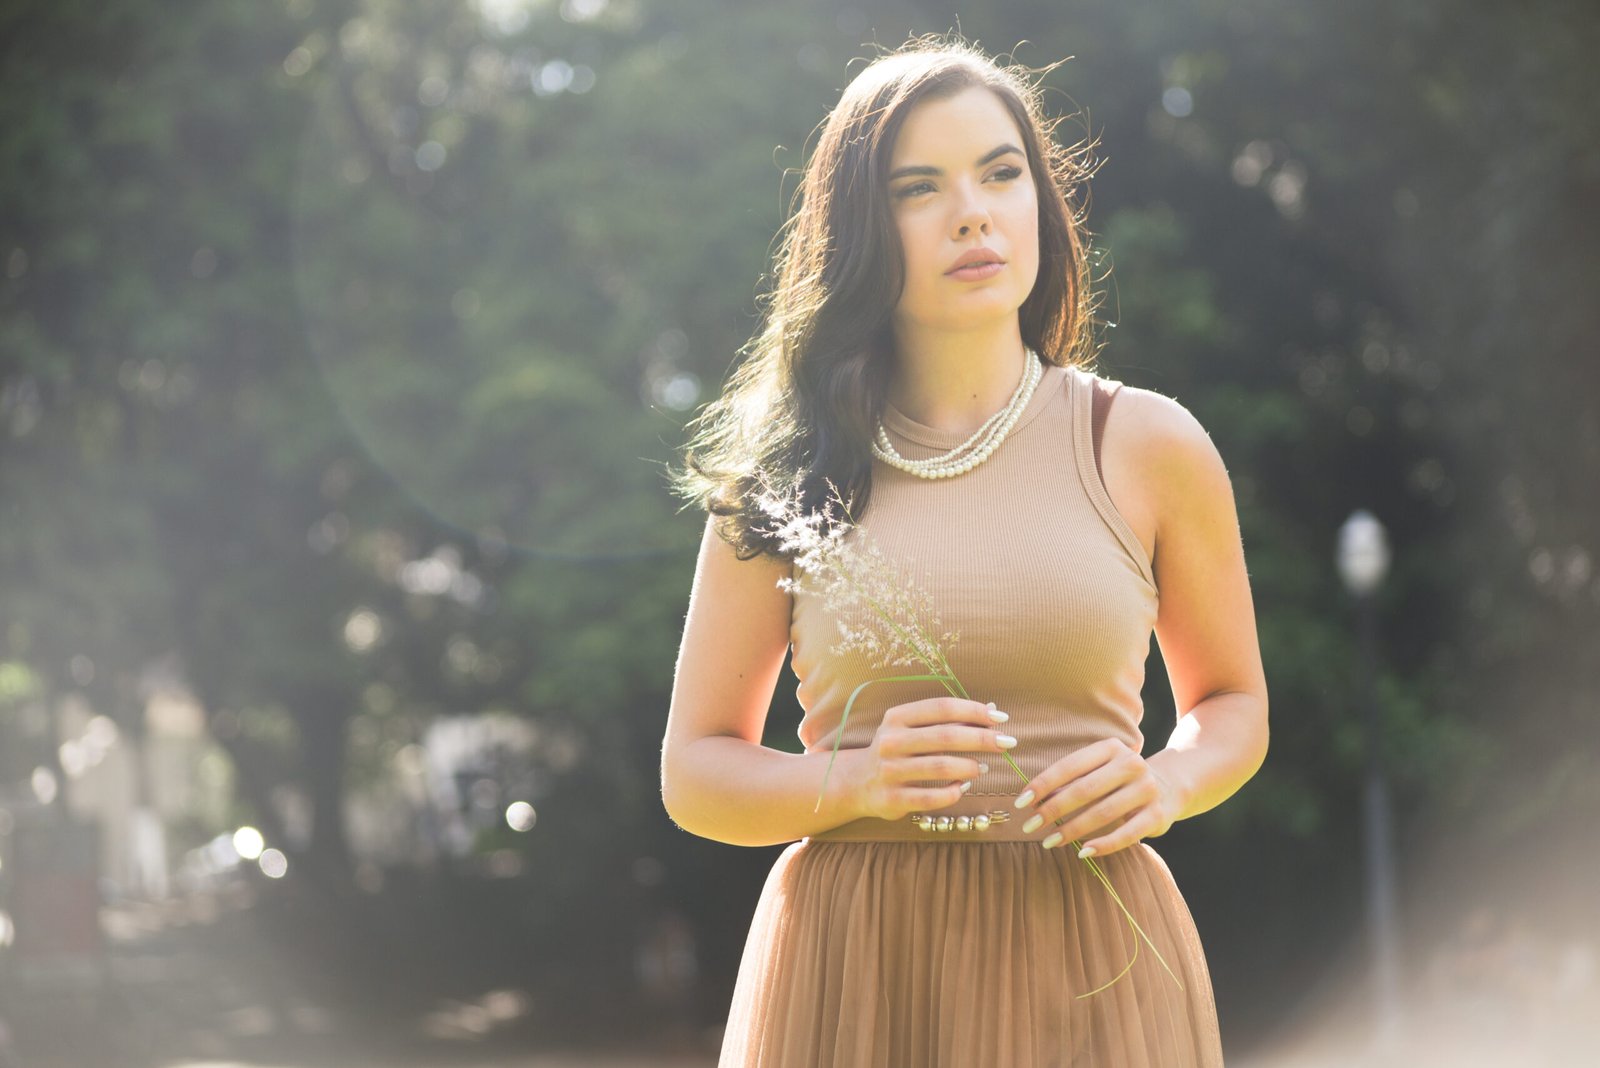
[872,347,1043,479]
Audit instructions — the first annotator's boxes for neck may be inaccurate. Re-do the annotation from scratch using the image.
[884,323,1030,437]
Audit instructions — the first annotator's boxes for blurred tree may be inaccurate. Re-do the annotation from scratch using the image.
[1,0,1595,1045]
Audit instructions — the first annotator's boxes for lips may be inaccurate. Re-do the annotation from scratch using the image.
[946,249,1005,273]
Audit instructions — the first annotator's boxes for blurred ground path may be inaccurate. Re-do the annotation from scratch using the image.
[4,893,722,1068]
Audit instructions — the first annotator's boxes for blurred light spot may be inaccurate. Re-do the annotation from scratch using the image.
[233,826,265,861]
[284,46,314,77]
[307,512,350,554]
[69,654,95,686]
[258,848,289,879]
[395,743,426,777]
[1161,87,1193,118]
[1562,546,1592,594]
[1231,140,1272,186]
[567,65,596,93]
[3,375,40,436]
[341,154,371,185]
[1346,406,1375,437]
[1361,341,1391,374]
[560,0,608,22]
[0,909,12,947]
[533,59,574,96]
[31,766,57,805]
[505,801,536,832]
[60,741,87,779]
[478,0,534,37]
[140,359,167,393]
[656,372,701,412]
[344,609,383,652]
[1530,548,1554,584]
[1268,161,1308,218]
[445,636,481,676]
[418,75,450,107]
[484,988,533,1020]
[401,551,456,594]
[1410,457,1446,496]
[416,141,447,172]
[86,715,117,750]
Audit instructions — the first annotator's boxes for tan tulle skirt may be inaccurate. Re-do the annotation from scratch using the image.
[718,837,1225,1067]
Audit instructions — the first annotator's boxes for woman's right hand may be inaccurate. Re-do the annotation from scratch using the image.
[852,697,1017,822]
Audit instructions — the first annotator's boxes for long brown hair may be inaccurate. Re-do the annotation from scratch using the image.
[667,33,1105,561]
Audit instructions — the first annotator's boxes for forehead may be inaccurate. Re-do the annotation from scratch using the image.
[888,86,1024,161]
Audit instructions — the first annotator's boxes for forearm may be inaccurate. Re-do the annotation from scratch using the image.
[662,735,867,847]
[1146,691,1269,823]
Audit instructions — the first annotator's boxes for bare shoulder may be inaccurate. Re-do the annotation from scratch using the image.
[1111,384,1227,489]
[1094,377,1229,571]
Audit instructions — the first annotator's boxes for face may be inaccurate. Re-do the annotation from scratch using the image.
[884,86,1041,334]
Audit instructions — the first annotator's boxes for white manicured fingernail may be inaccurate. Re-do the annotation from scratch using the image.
[959,780,972,793]
[1014,789,1035,808]
[1022,814,1044,834]
[978,763,990,774]
[987,708,1009,723]
[996,734,1018,749]
[1042,832,1064,850]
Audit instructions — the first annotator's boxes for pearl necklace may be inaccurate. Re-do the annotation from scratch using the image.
[872,348,1043,479]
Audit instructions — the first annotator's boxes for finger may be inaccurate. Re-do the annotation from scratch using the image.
[1074,808,1163,858]
[1041,780,1149,845]
[891,697,1006,729]
[1027,760,1141,829]
[895,784,970,811]
[888,721,1014,758]
[1013,738,1126,809]
[886,754,983,783]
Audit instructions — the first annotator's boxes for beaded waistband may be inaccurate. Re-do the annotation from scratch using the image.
[807,795,1042,844]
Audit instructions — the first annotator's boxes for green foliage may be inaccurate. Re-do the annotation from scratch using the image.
[1,0,1596,1029]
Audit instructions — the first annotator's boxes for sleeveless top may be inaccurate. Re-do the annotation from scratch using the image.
[788,359,1160,842]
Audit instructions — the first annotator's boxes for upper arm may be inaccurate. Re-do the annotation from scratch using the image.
[1137,394,1269,717]
[662,514,793,768]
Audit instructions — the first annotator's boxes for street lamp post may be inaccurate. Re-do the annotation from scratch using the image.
[1337,509,1404,1058]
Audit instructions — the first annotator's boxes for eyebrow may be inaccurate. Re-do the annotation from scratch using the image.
[888,143,1024,182]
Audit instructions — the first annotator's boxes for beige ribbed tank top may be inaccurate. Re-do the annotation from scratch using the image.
[790,359,1159,841]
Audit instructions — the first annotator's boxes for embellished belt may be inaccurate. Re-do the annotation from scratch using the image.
[808,795,1043,844]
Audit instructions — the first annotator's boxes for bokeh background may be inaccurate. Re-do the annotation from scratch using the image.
[2,0,1597,1065]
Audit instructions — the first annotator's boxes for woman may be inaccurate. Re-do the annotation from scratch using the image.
[662,34,1267,1067]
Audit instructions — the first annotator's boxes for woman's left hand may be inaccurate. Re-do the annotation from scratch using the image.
[1013,739,1184,858]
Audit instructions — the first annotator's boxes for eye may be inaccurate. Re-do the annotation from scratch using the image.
[893,165,1025,199]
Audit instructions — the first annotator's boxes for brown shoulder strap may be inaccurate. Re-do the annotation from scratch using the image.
[1091,375,1121,485]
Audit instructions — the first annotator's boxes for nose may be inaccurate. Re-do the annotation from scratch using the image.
[952,182,993,237]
